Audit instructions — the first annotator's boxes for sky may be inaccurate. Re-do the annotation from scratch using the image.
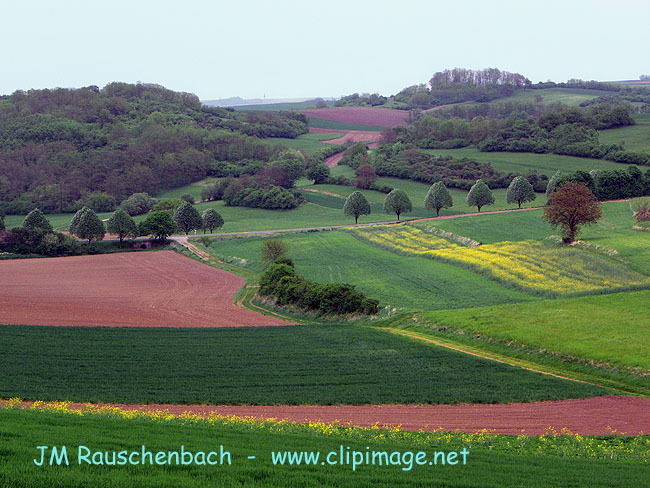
[2,0,649,101]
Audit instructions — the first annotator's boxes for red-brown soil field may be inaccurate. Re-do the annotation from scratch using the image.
[299,107,408,127]
[0,251,292,328]
[14,396,648,436]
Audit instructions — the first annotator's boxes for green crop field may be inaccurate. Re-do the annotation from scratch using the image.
[423,147,635,175]
[0,324,606,405]
[263,132,343,154]
[430,200,650,275]
[2,409,646,488]
[598,114,650,152]
[232,100,336,111]
[507,88,613,106]
[403,290,650,372]
[205,231,535,310]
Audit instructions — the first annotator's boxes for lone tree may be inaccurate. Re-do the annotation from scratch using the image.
[424,181,453,216]
[70,207,105,244]
[173,202,202,235]
[545,171,562,202]
[543,182,602,243]
[466,179,495,212]
[383,189,412,221]
[343,191,371,224]
[22,208,53,232]
[261,239,288,264]
[506,176,536,209]
[139,210,177,241]
[201,208,224,233]
[106,208,138,247]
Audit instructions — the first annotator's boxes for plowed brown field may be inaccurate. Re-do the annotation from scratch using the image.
[16,396,647,436]
[0,251,292,327]
[299,107,408,127]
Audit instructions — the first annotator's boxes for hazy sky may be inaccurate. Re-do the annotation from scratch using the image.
[2,0,649,100]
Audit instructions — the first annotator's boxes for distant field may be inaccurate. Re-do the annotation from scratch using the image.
[263,132,342,154]
[233,100,335,111]
[206,231,534,311]
[598,114,650,152]
[423,147,635,175]
[507,88,613,106]
[299,107,408,127]
[0,324,606,405]
[3,409,645,488]
[307,116,385,131]
[407,290,650,371]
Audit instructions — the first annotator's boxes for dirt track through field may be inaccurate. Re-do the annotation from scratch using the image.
[0,251,292,327]
[14,396,648,436]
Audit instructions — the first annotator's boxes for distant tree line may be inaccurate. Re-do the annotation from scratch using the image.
[0,83,308,215]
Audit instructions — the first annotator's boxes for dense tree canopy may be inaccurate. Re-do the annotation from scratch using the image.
[466,179,495,212]
[0,83,308,215]
[106,208,137,246]
[383,189,412,221]
[173,202,202,235]
[343,191,371,224]
[201,208,224,233]
[22,208,53,232]
[139,210,176,241]
[506,176,536,208]
[543,182,602,243]
[424,181,453,216]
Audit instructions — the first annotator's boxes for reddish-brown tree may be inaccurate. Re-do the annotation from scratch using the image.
[355,164,377,189]
[543,182,602,243]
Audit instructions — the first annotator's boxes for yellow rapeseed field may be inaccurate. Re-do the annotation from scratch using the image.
[351,225,650,295]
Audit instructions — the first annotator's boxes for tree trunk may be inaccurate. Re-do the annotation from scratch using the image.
[355,215,359,224]
[396,212,400,221]
[436,208,440,216]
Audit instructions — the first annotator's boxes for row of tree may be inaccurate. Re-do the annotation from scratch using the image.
[342,176,537,224]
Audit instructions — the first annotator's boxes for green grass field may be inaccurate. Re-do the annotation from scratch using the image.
[506,87,613,106]
[405,290,650,372]
[598,114,650,152]
[2,409,646,488]
[0,324,607,405]
[205,231,534,311]
[263,132,342,154]
[424,147,635,175]
[232,100,336,111]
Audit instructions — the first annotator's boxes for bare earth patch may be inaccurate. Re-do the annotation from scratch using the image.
[0,251,292,327]
[299,107,408,127]
[10,396,648,436]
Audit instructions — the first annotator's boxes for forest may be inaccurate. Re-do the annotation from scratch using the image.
[0,83,308,214]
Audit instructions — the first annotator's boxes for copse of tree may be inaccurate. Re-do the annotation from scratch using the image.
[173,202,202,235]
[106,208,137,246]
[543,182,602,243]
[259,262,379,316]
[201,208,224,233]
[506,176,536,208]
[84,192,116,212]
[424,181,453,216]
[383,189,412,221]
[22,208,53,232]
[69,207,105,244]
[339,143,369,170]
[466,179,495,212]
[307,162,330,184]
[180,193,195,204]
[201,181,227,202]
[343,191,371,224]
[120,193,157,216]
[139,210,176,241]
[153,199,184,213]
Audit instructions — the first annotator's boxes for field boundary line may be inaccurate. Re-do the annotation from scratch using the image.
[174,238,300,324]
[381,327,645,396]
